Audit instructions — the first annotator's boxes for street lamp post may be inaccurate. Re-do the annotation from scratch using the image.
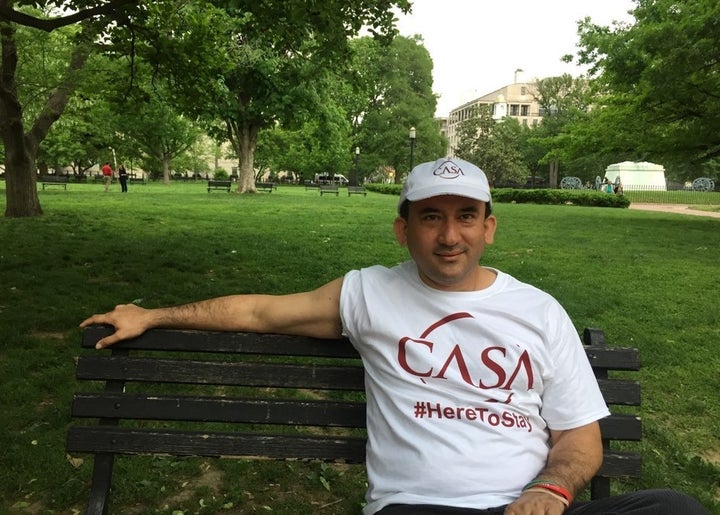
[409,127,416,174]
[351,147,360,186]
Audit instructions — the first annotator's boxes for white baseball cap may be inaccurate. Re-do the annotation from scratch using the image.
[398,157,492,212]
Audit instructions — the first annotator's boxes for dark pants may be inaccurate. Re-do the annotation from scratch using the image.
[376,489,709,515]
[119,176,128,192]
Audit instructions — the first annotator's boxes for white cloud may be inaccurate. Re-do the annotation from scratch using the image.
[395,0,635,116]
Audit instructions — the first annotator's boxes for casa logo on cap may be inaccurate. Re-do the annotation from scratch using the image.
[433,160,465,180]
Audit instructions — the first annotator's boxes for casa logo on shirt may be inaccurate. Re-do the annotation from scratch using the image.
[432,160,465,179]
[397,312,535,403]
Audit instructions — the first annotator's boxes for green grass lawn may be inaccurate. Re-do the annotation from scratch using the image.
[1,181,718,514]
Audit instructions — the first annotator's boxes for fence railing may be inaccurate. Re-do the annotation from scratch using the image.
[613,185,720,205]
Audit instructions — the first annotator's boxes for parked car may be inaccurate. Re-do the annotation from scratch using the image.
[315,173,349,185]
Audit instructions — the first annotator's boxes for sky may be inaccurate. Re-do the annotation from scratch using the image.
[394,0,636,116]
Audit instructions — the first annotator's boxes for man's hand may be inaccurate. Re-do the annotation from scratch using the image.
[80,303,152,349]
[504,490,567,515]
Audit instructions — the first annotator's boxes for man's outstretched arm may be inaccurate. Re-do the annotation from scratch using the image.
[80,277,345,349]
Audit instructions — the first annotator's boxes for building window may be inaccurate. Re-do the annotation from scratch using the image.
[509,104,519,116]
[521,105,529,116]
[521,87,526,95]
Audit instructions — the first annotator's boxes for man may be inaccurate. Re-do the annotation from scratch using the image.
[82,158,707,515]
[101,162,113,192]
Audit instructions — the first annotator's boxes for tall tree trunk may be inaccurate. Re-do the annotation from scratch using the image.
[4,145,42,217]
[227,119,259,193]
[549,159,559,189]
[162,153,171,184]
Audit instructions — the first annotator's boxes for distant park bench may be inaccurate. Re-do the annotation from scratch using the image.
[304,180,320,190]
[127,176,146,185]
[207,180,232,192]
[347,186,367,196]
[40,175,69,190]
[255,182,276,193]
[67,326,642,514]
[319,184,339,196]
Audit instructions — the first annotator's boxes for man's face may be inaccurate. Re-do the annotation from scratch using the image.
[394,195,496,292]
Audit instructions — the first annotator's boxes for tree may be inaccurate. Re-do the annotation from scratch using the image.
[574,0,720,173]
[345,35,445,182]
[454,105,526,186]
[0,0,138,217]
[136,0,410,193]
[526,74,595,187]
[1,0,410,216]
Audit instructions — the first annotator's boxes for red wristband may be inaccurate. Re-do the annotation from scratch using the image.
[530,482,573,504]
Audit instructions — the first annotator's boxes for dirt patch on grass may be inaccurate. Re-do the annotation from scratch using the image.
[629,204,720,218]
[161,462,224,506]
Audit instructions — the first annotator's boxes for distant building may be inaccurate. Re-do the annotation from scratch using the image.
[446,76,543,156]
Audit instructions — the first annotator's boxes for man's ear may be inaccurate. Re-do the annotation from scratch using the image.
[393,216,408,246]
[484,214,497,244]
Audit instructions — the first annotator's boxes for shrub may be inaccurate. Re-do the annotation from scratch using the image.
[213,168,229,180]
[365,184,630,208]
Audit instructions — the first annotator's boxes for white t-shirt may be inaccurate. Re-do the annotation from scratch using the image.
[339,261,610,514]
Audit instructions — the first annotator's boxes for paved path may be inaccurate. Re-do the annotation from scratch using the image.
[629,203,720,219]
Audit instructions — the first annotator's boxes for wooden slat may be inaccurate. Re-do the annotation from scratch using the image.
[67,426,367,463]
[72,393,367,427]
[598,414,642,441]
[584,346,640,371]
[76,356,365,390]
[596,451,642,478]
[66,426,639,477]
[81,325,359,358]
[596,379,641,405]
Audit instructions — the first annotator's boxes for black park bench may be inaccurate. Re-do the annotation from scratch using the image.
[67,326,642,514]
[348,185,367,196]
[254,181,276,192]
[40,175,69,190]
[319,184,339,196]
[207,179,231,192]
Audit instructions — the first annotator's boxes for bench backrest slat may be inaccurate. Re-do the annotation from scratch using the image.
[81,326,359,357]
[72,393,367,427]
[76,356,365,389]
[68,427,367,462]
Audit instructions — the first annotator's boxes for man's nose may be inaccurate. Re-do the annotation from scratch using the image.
[439,220,461,245]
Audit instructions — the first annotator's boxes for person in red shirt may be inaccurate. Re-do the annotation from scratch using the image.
[101,162,113,192]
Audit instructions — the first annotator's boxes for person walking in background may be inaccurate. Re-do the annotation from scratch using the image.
[118,163,128,193]
[82,158,709,515]
[101,162,113,192]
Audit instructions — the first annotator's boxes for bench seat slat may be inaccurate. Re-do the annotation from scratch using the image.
[72,393,367,427]
[67,426,367,462]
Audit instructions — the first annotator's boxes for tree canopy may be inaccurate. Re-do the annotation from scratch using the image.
[0,0,412,216]
[574,0,720,173]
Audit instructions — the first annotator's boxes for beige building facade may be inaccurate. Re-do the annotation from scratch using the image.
[446,80,543,156]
